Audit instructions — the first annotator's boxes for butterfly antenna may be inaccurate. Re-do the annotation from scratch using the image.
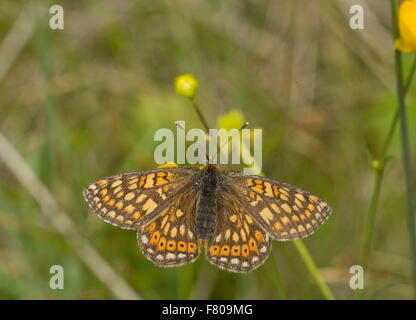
[175,121,210,163]
[210,121,250,164]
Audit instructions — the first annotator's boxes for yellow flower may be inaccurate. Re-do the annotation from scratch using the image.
[217,110,245,131]
[395,0,416,53]
[175,74,199,98]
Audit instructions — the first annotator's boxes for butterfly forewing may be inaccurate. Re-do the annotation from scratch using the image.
[229,174,332,241]
[83,167,198,229]
[84,164,332,273]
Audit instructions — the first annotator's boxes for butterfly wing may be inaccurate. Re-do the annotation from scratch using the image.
[227,173,332,240]
[205,197,271,273]
[83,167,199,230]
[137,193,200,267]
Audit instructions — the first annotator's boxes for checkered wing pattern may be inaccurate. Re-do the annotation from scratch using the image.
[83,167,199,230]
[137,194,200,267]
[206,203,271,272]
[228,174,332,241]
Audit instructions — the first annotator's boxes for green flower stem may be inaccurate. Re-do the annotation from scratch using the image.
[394,48,416,299]
[404,55,416,94]
[186,96,334,300]
[359,165,384,275]
[293,240,335,300]
[391,0,416,297]
[190,98,210,132]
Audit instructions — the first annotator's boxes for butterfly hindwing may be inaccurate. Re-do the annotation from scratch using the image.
[229,174,332,241]
[206,199,271,273]
[137,195,200,267]
[83,167,199,229]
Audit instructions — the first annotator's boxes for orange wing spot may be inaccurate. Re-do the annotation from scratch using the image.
[254,179,262,185]
[132,210,141,220]
[138,176,146,188]
[144,174,156,188]
[294,199,303,208]
[149,230,160,245]
[281,216,291,226]
[99,188,108,197]
[124,192,135,201]
[309,195,319,203]
[280,194,289,201]
[254,230,265,242]
[145,222,156,233]
[188,242,197,253]
[111,180,122,188]
[273,221,283,231]
[248,192,256,200]
[102,195,111,203]
[115,191,124,198]
[308,204,315,212]
[124,204,135,214]
[245,214,254,224]
[248,238,259,254]
[281,203,292,213]
[291,215,300,223]
[252,184,263,193]
[113,186,122,194]
[166,172,174,181]
[128,183,138,190]
[299,213,306,221]
[107,198,116,207]
[155,180,166,186]
[157,237,167,251]
[135,194,147,204]
[272,185,279,197]
[166,240,176,251]
[245,178,254,186]
[128,177,139,183]
[177,241,187,252]
[220,245,230,256]
[156,172,167,177]
[304,209,312,218]
[115,200,124,210]
[242,244,250,257]
[295,193,306,202]
[264,182,274,197]
[209,245,220,256]
[271,203,281,214]
[142,198,158,215]
[280,187,290,196]
[97,179,108,187]
[231,245,241,256]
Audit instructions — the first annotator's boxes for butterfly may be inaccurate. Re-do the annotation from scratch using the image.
[83,163,332,273]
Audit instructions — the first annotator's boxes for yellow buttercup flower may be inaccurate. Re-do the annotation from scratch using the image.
[218,110,245,131]
[395,0,416,53]
[175,74,199,98]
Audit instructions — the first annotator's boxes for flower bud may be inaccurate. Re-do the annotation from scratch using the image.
[175,74,199,98]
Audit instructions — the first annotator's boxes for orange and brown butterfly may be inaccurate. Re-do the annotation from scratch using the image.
[83,163,332,272]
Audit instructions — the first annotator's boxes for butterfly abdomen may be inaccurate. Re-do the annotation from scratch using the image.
[195,164,219,240]
[196,195,217,240]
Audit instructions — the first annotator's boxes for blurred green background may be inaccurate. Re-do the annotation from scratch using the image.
[0,0,415,299]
